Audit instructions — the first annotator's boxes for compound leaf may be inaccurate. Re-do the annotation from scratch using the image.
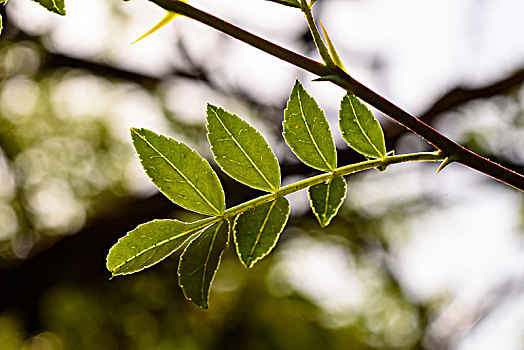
[131,128,224,216]
[308,177,347,227]
[178,220,229,308]
[206,104,280,192]
[32,0,66,15]
[233,197,289,268]
[107,219,212,276]
[339,93,386,159]
[265,0,300,8]
[283,80,337,171]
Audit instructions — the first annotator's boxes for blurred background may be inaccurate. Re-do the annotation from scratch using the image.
[0,0,523,349]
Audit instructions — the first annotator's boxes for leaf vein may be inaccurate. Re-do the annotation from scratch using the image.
[132,129,221,214]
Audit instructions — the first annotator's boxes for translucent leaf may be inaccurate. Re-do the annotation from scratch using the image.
[107,219,212,276]
[283,80,337,171]
[265,0,300,8]
[0,14,2,36]
[233,197,290,268]
[339,93,386,159]
[131,128,225,216]
[178,220,229,308]
[206,104,281,192]
[308,177,346,227]
[32,0,66,15]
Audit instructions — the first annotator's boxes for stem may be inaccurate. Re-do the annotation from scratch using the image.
[149,0,524,191]
[300,0,334,67]
[221,151,445,219]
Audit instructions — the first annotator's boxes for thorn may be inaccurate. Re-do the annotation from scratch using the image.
[312,74,339,83]
[131,10,181,44]
[436,157,454,174]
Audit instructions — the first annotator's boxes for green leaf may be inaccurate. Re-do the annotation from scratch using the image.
[131,128,225,216]
[206,104,281,192]
[283,80,337,171]
[265,0,301,8]
[32,0,66,15]
[107,219,212,276]
[178,220,229,308]
[308,177,346,227]
[233,197,289,268]
[339,93,386,159]
[0,14,2,36]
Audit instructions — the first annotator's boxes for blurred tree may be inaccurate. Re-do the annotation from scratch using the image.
[0,1,523,349]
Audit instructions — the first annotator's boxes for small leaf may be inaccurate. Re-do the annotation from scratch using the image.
[206,104,281,192]
[131,128,224,216]
[32,0,66,15]
[283,80,337,171]
[107,219,212,276]
[178,220,229,308]
[308,177,346,227]
[265,0,300,8]
[233,197,290,268]
[0,14,2,36]
[339,93,386,159]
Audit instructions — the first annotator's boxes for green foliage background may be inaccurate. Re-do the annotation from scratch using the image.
[0,0,523,349]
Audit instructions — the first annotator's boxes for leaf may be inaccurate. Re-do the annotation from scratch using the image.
[32,0,66,15]
[107,219,212,276]
[206,104,281,192]
[178,220,229,308]
[265,0,300,8]
[131,128,224,216]
[339,93,386,159]
[283,80,337,171]
[308,177,346,227]
[233,197,289,268]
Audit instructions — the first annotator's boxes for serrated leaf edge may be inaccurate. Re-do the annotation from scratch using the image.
[233,197,290,268]
[132,128,223,215]
[308,177,347,227]
[178,220,230,308]
[206,105,280,192]
[283,81,336,171]
[340,94,386,159]
[107,218,215,276]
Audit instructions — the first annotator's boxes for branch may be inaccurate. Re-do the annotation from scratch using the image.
[149,0,524,191]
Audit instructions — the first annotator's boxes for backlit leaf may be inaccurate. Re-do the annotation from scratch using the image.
[131,128,225,216]
[339,93,386,159]
[265,0,300,8]
[32,0,66,15]
[283,80,337,171]
[178,220,229,308]
[233,197,289,268]
[206,104,280,192]
[308,177,346,227]
[107,219,212,276]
